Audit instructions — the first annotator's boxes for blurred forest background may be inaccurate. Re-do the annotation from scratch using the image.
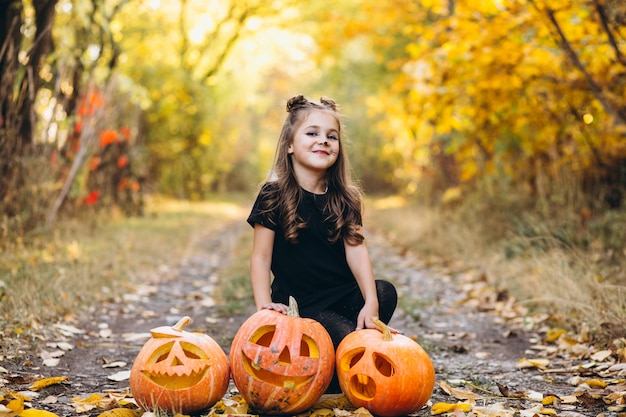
[1,0,626,336]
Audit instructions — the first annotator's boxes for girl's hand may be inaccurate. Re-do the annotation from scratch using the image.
[260,302,288,314]
[357,309,401,334]
[356,304,379,330]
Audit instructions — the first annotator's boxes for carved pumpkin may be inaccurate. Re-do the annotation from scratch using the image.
[230,296,334,414]
[129,316,230,414]
[336,318,435,417]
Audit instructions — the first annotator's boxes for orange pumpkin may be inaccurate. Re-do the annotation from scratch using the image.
[129,316,229,414]
[336,318,435,417]
[230,296,334,414]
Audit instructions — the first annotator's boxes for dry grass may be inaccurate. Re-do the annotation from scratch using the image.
[365,194,626,339]
[0,195,248,339]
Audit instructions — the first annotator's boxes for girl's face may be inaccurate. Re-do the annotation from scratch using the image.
[288,109,340,175]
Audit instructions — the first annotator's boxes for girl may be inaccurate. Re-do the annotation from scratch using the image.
[247,94,397,392]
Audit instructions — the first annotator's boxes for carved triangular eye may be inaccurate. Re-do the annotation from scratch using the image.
[250,325,276,346]
[278,346,291,364]
[373,353,395,377]
[300,334,320,358]
[339,348,365,371]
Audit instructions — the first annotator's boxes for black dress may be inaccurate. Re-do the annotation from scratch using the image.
[247,183,360,318]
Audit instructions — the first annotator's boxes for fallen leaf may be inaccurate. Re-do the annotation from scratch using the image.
[439,381,484,400]
[590,350,613,362]
[29,377,68,391]
[309,409,334,417]
[583,378,607,388]
[53,324,84,336]
[41,396,58,405]
[108,371,130,382]
[42,359,60,367]
[102,361,127,369]
[71,393,114,413]
[431,402,473,415]
[5,398,23,414]
[20,409,60,417]
[517,358,550,369]
[472,401,515,417]
[222,396,248,415]
[96,408,142,417]
[0,404,18,417]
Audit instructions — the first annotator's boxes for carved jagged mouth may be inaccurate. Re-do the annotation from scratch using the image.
[242,353,315,389]
[349,374,376,400]
[142,367,209,390]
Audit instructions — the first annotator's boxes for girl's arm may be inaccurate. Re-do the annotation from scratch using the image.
[250,224,288,314]
[344,236,379,330]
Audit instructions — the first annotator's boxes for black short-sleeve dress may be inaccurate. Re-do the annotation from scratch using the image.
[247,182,360,318]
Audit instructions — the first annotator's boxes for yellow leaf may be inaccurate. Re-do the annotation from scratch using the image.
[20,409,60,417]
[544,328,566,343]
[583,378,607,388]
[96,408,142,417]
[431,402,473,415]
[517,358,550,369]
[28,377,68,391]
[71,393,113,413]
[538,407,556,415]
[541,395,558,405]
[6,398,24,414]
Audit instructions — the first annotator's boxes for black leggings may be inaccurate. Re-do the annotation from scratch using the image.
[311,280,398,393]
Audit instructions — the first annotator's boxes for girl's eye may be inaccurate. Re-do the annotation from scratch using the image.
[328,134,338,141]
[306,132,318,136]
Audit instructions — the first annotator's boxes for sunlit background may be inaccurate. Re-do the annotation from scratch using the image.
[1,0,625,226]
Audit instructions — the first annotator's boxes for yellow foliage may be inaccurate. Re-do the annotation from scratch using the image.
[28,377,68,391]
[320,0,626,194]
[431,402,473,415]
[19,410,60,417]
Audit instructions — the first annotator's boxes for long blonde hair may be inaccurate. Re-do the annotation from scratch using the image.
[260,95,364,245]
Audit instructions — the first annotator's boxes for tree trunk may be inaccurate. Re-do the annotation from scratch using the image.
[0,0,24,211]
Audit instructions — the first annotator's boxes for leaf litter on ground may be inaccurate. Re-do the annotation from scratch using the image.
[2,227,625,417]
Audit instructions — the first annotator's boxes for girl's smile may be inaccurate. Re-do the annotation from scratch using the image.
[288,110,340,175]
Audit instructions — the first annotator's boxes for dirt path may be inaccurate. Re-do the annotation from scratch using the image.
[0,221,610,416]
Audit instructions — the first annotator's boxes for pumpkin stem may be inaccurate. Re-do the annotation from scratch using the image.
[172,316,193,332]
[372,317,393,341]
[287,296,300,317]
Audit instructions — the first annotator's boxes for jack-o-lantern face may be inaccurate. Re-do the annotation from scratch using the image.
[336,318,435,417]
[340,348,395,401]
[230,297,334,415]
[141,339,211,389]
[241,324,321,389]
[130,317,230,414]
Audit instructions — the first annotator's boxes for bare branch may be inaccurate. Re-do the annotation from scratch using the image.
[543,5,626,125]
[592,0,626,66]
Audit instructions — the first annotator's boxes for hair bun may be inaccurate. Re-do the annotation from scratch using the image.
[320,97,337,111]
[286,95,338,113]
[286,95,308,112]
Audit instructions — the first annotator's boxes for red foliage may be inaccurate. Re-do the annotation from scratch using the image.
[83,190,100,205]
[116,155,129,168]
[99,130,119,148]
[78,91,105,116]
